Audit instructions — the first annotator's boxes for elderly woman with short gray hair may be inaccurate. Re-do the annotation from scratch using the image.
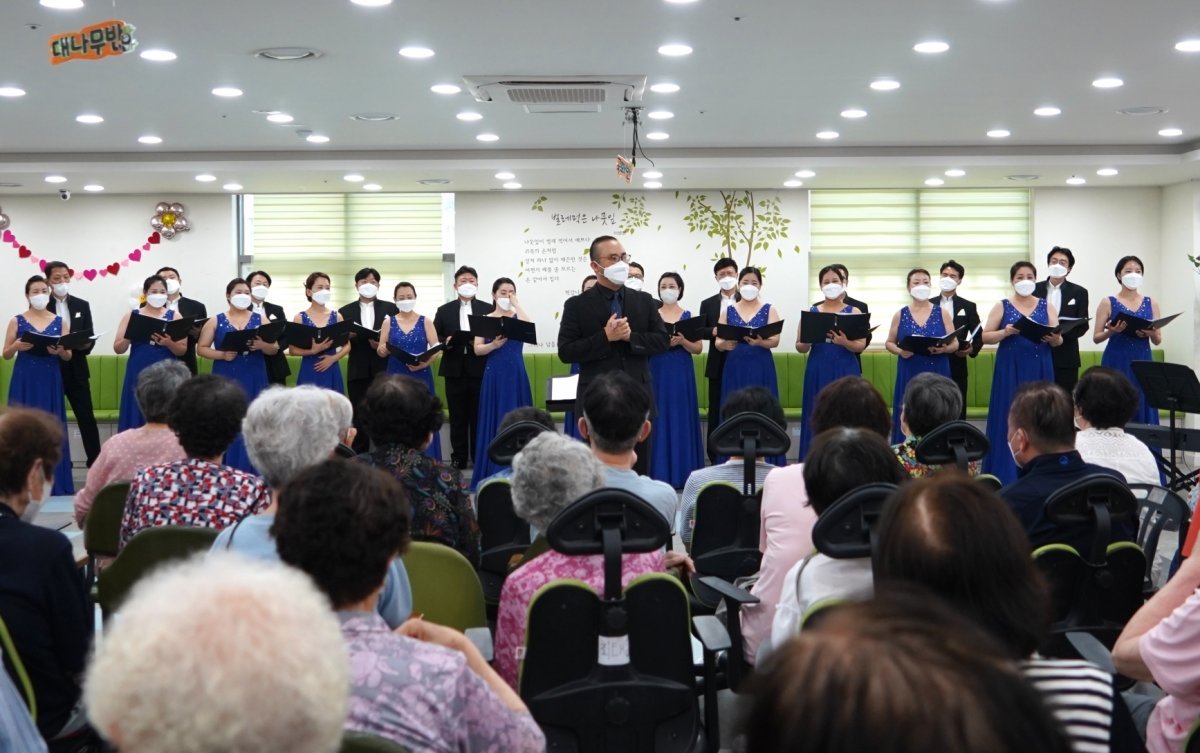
[892,371,979,477]
[72,359,191,526]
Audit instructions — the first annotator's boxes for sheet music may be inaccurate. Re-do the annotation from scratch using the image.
[549,373,579,402]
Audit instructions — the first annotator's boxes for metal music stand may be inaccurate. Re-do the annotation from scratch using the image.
[1131,361,1200,492]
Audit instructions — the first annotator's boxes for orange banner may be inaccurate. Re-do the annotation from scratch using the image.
[49,20,136,65]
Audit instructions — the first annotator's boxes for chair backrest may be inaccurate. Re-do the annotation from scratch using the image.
[689,481,762,580]
[339,732,410,753]
[487,420,551,466]
[0,613,35,722]
[707,412,791,496]
[1128,483,1191,587]
[96,525,220,620]
[476,478,531,576]
[975,473,1003,491]
[913,420,990,471]
[400,541,487,631]
[1032,540,1146,634]
[1044,474,1138,565]
[811,483,899,560]
[84,481,132,558]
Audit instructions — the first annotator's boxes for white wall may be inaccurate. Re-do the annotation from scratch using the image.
[1160,182,1200,370]
[0,194,237,354]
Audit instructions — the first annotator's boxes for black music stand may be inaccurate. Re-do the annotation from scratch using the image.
[1131,361,1200,491]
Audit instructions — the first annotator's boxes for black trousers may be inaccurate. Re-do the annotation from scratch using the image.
[347,377,373,454]
[951,369,969,421]
[65,379,101,466]
[445,376,483,465]
[1055,366,1080,397]
[705,377,722,462]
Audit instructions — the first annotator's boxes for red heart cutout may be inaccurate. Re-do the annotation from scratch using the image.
[129,249,142,262]
[67,267,75,277]
[9,241,18,249]
[17,245,30,258]
[106,262,120,276]
[98,269,108,278]
[148,232,161,245]
[38,259,47,272]
[1,230,12,243]
[83,269,97,281]
[141,243,151,251]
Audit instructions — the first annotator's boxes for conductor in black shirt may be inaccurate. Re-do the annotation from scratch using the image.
[558,235,670,475]
[698,258,740,461]
[156,266,207,375]
[45,261,101,466]
[937,260,982,419]
[247,270,291,386]
[338,267,398,453]
[433,266,494,469]
[1033,246,1089,394]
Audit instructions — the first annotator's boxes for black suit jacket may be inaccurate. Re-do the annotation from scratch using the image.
[698,292,739,380]
[433,298,494,380]
[48,295,94,385]
[172,296,207,374]
[557,283,670,414]
[338,299,399,382]
[1034,279,1089,369]
[936,294,982,381]
[257,302,291,383]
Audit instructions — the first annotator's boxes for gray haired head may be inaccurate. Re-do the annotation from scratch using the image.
[510,431,605,532]
[135,360,192,424]
[324,390,354,443]
[243,386,341,489]
[901,372,963,438]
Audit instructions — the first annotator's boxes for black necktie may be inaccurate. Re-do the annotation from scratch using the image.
[610,289,624,318]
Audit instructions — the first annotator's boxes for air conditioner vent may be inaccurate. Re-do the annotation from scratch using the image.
[507,87,606,104]
[463,75,646,109]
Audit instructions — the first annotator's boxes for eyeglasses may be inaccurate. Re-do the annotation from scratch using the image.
[602,253,631,264]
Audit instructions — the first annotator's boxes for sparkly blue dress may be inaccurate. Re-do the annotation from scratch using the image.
[118,309,177,432]
[385,314,442,461]
[798,304,863,461]
[891,305,953,443]
[212,312,269,475]
[471,316,532,490]
[983,298,1056,484]
[296,310,345,394]
[722,303,785,465]
[649,311,704,488]
[1102,295,1159,427]
[9,314,73,494]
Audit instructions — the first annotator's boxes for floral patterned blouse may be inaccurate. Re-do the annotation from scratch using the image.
[357,445,481,567]
[892,438,981,478]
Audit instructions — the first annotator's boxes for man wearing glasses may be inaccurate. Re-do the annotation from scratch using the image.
[558,235,669,475]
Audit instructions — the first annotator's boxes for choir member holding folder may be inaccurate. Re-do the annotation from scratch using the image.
[289,272,347,394]
[114,274,189,431]
[1034,247,1090,393]
[981,261,1062,484]
[937,260,983,420]
[795,265,868,459]
[648,272,704,488]
[471,278,533,487]
[378,281,443,460]
[884,268,957,443]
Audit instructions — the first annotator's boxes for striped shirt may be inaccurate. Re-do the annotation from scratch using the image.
[0,649,46,753]
[1021,658,1116,753]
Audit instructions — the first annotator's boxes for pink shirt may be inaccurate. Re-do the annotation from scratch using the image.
[1142,589,1200,753]
[73,426,185,527]
[742,464,817,662]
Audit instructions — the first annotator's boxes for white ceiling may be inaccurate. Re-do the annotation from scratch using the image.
[1,0,1199,194]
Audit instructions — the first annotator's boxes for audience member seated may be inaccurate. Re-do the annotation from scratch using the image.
[273,458,545,752]
[875,474,1142,753]
[475,406,557,487]
[0,653,46,753]
[356,374,481,567]
[1115,549,1200,753]
[744,591,1074,753]
[73,360,190,527]
[84,554,349,753]
[1000,381,1133,552]
[326,388,359,458]
[742,376,892,662]
[120,374,269,547]
[769,428,909,651]
[892,372,980,477]
[211,385,412,627]
[578,371,679,530]
[679,387,783,548]
[1074,366,1160,486]
[0,408,91,743]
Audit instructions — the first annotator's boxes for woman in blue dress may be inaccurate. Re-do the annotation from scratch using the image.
[885,268,955,443]
[377,281,443,460]
[649,272,704,488]
[3,275,74,493]
[564,274,596,441]
[114,274,187,432]
[289,271,347,393]
[982,261,1063,484]
[1093,255,1162,427]
[471,277,532,489]
[198,277,277,473]
[795,265,869,460]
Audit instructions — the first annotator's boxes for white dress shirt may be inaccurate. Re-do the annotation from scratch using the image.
[459,299,472,331]
[1047,280,1063,314]
[167,296,179,312]
[940,293,954,317]
[359,300,375,329]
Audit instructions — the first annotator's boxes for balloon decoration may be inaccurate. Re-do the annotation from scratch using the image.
[151,201,191,239]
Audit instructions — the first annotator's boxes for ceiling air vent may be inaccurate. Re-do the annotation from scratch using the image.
[463,75,646,114]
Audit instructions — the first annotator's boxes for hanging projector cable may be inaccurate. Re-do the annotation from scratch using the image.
[617,107,656,184]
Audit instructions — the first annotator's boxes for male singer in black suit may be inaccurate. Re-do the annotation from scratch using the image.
[1034,246,1089,393]
[44,261,101,466]
[557,235,670,476]
[247,270,291,386]
[338,267,398,453]
[938,260,983,419]
[156,266,207,375]
[698,257,740,461]
[434,265,493,469]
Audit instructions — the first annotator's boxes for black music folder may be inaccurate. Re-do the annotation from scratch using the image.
[1013,316,1058,343]
[717,319,786,342]
[669,316,710,342]
[284,320,352,349]
[1113,311,1181,332]
[386,342,444,366]
[349,322,381,341]
[798,311,872,344]
[19,328,97,356]
[899,327,966,356]
[217,321,287,352]
[125,315,198,343]
[469,315,538,345]
[1057,317,1091,338]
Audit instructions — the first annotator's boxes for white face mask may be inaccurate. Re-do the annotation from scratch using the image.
[51,282,70,298]
[396,299,416,313]
[1013,279,1037,296]
[659,289,680,305]
[718,276,738,292]
[251,285,269,301]
[495,297,513,311]
[229,293,253,310]
[1007,438,1021,469]
[21,484,50,524]
[456,283,478,299]
[1047,263,1069,278]
[357,283,378,300]
[28,294,50,310]
[601,260,630,285]
[739,284,760,301]
[624,277,644,292]
[164,279,181,296]
[822,283,844,300]
[311,289,332,305]
[1121,272,1143,290]
[146,293,169,308]
[938,277,958,293]
[910,284,932,302]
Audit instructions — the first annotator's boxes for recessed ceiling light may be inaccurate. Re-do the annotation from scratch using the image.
[418,178,451,185]
[362,183,383,191]
[253,47,322,61]
[816,130,839,139]
[1175,39,1200,52]
[431,84,461,94]
[343,174,365,182]
[350,112,399,121]
[0,87,26,97]
[783,180,803,188]
[658,43,693,56]
[494,171,515,180]
[924,178,945,186]
[944,169,966,177]
[266,113,294,123]
[456,111,483,121]
[1066,176,1086,185]
[138,135,162,145]
[913,41,950,54]
[795,169,816,178]
[83,184,103,192]
[212,87,243,98]
[195,174,217,182]
[139,49,176,62]
[223,183,244,191]
[644,181,663,189]
[1092,77,1124,89]
[1159,127,1184,137]
[350,0,392,5]
[648,110,674,119]
[1034,106,1062,117]
[650,82,681,93]
[1006,174,1040,181]
[1117,106,1167,116]
[840,108,867,119]
[646,131,670,140]
[44,175,67,184]
[398,46,434,59]
[39,0,83,8]
[987,128,1011,138]
[476,133,500,142]
[503,182,522,189]
[870,79,901,91]
[306,134,330,143]
[75,114,103,124]
[1097,168,1119,176]
[643,171,663,179]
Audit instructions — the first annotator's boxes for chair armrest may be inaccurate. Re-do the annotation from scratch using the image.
[696,575,761,605]
[693,615,731,654]
[465,627,494,662]
[1065,631,1116,675]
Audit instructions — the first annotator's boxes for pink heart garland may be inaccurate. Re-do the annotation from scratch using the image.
[9,241,17,249]
[98,269,108,277]
[129,249,142,261]
[1,230,12,243]
[120,259,130,267]
[73,272,83,281]
[83,269,97,281]
[33,257,43,269]
[141,243,150,252]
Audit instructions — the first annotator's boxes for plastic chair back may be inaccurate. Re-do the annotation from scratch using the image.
[96,525,220,620]
[913,421,989,471]
[811,483,898,560]
[83,481,131,588]
[401,541,487,631]
[690,482,762,581]
[487,421,551,466]
[1045,474,1137,565]
[1128,483,1191,589]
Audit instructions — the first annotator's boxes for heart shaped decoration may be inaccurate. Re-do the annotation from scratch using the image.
[83,269,97,281]
[141,243,151,251]
[1,230,12,243]
[10,241,18,249]
[120,259,130,267]
[148,232,161,245]
[99,269,108,278]
[74,272,83,281]
[68,268,75,277]
[17,245,30,258]
[129,249,142,262]
[34,257,44,269]
[106,262,120,276]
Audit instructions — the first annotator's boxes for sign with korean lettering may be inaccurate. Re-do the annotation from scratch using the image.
[50,20,137,65]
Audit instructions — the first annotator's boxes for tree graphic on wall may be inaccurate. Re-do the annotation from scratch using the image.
[680,190,798,268]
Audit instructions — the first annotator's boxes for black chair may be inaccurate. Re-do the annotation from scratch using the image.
[521,489,729,753]
[1128,483,1191,594]
[913,420,989,472]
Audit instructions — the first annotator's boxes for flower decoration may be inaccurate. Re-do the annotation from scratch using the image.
[151,201,191,239]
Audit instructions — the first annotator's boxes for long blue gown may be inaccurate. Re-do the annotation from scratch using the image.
[9,315,73,494]
[721,303,785,465]
[118,309,178,432]
[564,361,583,441]
[471,317,532,490]
[212,312,269,475]
[798,304,863,461]
[649,311,705,488]
[891,305,953,443]
[385,314,442,461]
[983,298,1056,484]
[1102,295,1159,427]
[296,310,345,394]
